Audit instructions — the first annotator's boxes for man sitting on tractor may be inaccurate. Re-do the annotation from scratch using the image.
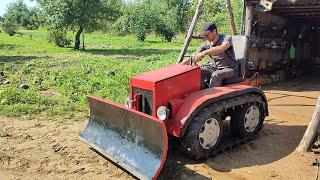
[181,22,239,88]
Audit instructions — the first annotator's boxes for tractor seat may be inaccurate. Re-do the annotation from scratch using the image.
[222,35,249,85]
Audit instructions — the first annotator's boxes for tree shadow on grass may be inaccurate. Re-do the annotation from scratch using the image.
[0,55,43,63]
[83,48,180,57]
[0,44,22,50]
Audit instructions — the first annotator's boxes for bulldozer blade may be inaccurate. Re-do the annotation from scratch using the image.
[79,96,168,180]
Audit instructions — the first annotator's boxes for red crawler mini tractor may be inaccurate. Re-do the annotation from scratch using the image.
[79,1,269,179]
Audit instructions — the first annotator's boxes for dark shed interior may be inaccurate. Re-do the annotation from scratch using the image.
[244,0,320,84]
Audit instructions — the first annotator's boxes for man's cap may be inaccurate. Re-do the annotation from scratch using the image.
[201,22,217,36]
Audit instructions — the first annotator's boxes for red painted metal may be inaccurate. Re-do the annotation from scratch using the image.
[129,64,261,137]
[166,84,261,137]
[130,64,201,116]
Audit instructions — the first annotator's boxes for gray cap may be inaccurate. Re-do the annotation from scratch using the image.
[201,22,217,36]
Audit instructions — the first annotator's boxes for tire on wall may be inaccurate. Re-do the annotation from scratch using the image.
[180,107,223,159]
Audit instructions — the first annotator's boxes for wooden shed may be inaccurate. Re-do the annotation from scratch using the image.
[243,0,320,84]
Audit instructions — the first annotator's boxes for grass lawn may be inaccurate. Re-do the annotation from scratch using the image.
[0,29,200,119]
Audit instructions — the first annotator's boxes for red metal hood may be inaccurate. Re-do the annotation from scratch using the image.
[131,64,200,86]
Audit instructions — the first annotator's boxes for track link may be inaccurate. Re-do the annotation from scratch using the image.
[207,93,266,158]
[182,93,267,159]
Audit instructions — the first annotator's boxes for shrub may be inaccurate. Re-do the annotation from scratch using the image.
[129,2,154,41]
[112,16,130,36]
[2,21,18,36]
[122,1,180,42]
[153,6,178,42]
[48,28,72,47]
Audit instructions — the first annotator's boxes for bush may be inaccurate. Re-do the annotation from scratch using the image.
[112,16,130,36]
[48,28,72,47]
[153,4,178,42]
[2,21,18,36]
[128,2,154,41]
[120,1,180,42]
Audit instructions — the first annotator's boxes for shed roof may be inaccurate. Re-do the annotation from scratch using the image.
[246,0,320,4]
[246,0,320,23]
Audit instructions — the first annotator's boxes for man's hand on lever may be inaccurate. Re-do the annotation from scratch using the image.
[194,51,206,62]
[180,56,199,66]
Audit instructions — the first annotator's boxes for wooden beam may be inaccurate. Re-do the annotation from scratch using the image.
[177,0,205,63]
[288,15,320,18]
[245,5,254,38]
[297,94,320,153]
[226,0,238,35]
[282,12,320,16]
[273,5,320,10]
[275,9,320,13]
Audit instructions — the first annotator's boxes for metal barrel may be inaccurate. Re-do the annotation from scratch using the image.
[79,96,168,180]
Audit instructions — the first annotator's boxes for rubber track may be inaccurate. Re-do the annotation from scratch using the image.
[201,94,266,158]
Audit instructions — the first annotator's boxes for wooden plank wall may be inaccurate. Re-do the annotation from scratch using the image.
[248,11,287,70]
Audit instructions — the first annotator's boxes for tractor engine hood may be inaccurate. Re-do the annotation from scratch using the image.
[130,64,201,117]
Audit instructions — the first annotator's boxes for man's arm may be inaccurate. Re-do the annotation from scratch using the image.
[202,42,231,56]
[180,56,192,65]
[180,42,210,65]
[195,42,231,62]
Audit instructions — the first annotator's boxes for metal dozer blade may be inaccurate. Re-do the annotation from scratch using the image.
[79,96,168,180]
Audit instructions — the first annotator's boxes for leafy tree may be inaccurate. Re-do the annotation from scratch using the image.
[25,7,45,30]
[3,0,43,30]
[196,0,244,35]
[119,0,182,42]
[153,2,179,42]
[37,0,122,49]
[161,0,192,33]
[128,1,154,41]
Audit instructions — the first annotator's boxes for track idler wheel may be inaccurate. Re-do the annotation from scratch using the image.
[180,108,223,159]
[231,103,265,137]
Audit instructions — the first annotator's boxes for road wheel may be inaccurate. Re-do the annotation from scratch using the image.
[231,103,265,137]
[180,108,223,159]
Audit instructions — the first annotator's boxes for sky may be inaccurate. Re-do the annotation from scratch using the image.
[0,0,38,16]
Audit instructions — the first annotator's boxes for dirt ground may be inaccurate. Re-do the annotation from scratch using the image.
[1,76,319,180]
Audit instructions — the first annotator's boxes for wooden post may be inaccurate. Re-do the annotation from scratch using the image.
[241,4,246,35]
[226,0,237,35]
[245,5,254,38]
[177,0,205,63]
[297,94,320,152]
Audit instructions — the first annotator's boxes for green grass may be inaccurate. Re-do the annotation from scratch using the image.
[0,29,201,119]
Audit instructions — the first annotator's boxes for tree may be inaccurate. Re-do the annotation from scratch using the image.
[153,1,180,42]
[120,0,182,42]
[226,0,237,35]
[128,1,154,41]
[3,0,43,30]
[37,0,122,49]
[162,0,192,33]
[196,0,243,35]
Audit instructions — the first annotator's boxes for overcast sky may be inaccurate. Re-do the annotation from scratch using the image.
[0,0,38,16]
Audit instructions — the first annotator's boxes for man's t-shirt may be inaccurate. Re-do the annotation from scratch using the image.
[197,34,237,69]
